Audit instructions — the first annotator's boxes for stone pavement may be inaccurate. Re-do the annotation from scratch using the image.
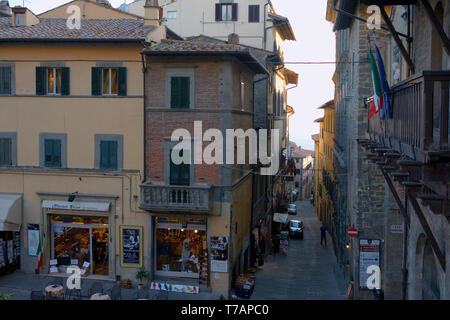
[0,271,220,300]
[250,200,347,300]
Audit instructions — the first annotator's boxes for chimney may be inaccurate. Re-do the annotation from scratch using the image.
[144,0,161,27]
[228,33,239,45]
[0,1,11,17]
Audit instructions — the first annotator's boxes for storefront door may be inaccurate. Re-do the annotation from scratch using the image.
[155,219,207,279]
[50,215,109,275]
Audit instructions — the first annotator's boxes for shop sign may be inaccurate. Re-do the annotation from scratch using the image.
[390,224,404,234]
[359,239,380,289]
[210,236,229,273]
[151,282,199,294]
[120,226,143,268]
[42,200,110,212]
[273,213,288,224]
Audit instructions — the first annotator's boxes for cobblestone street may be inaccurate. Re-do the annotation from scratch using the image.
[251,201,347,300]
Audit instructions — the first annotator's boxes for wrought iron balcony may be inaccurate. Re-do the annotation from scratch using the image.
[140,184,214,213]
[367,71,450,162]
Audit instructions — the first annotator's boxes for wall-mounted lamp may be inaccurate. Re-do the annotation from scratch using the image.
[346,243,351,249]
[68,192,78,202]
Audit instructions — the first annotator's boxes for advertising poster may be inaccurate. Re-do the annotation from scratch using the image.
[359,239,380,289]
[210,236,228,273]
[27,224,40,256]
[120,226,143,268]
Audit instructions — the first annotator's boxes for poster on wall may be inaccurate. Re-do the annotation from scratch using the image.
[27,224,40,256]
[7,240,13,264]
[0,239,4,267]
[120,226,143,268]
[359,239,380,289]
[210,236,228,273]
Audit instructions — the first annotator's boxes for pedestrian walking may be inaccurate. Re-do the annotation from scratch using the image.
[320,223,327,246]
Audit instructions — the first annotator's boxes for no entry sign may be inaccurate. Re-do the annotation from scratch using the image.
[348,227,358,238]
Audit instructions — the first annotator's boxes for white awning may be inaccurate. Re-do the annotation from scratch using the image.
[42,200,110,212]
[0,194,22,232]
[273,213,289,224]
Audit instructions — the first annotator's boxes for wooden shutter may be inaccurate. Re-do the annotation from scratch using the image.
[100,141,118,170]
[45,139,61,167]
[91,67,102,96]
[215,3,222,21]
[171,77,190,108]
[0,67,11,95]
[61,67,70,96]
[36,67,46,96]
[170,149,190,186]
[0,138,12,165]
[249,5,259,23]
[180,77,190,108]
[118,67,127,96]
[232,3,238,21]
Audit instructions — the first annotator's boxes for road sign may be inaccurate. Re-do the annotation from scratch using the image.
[347,227,358,238]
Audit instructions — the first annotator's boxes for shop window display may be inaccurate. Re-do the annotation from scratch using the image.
[156,228,207,278]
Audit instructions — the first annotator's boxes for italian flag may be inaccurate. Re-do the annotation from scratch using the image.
[368,46,383,120]
[36,236,43,273]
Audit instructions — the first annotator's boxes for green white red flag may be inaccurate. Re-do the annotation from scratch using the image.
[36,236,43,273]
[368,46,383,119]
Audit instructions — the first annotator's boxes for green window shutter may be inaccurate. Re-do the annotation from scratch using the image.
[100,141,118,170]
[0,138,12,166]
[61,67,70,96]
[171,77,190,109]
[36,67,46,96]
[44,139,61,168]
[169,149,190,186]
[118,67,127,96]
[0,67,11,95]
[91,67,102,96]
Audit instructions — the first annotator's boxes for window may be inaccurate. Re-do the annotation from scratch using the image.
[167,11,177,19]
[15,13,25,26]
[248,5,259,23]
[170,77,190,109]
[36,67,69,96]
[91,67,126,96]
[170,149,190,186]
[0,67,11,95]
[0,138,12,166]
[94,134,123,170]
[99,140,118,170]
[215,3,237,22]
[44,139,62,168]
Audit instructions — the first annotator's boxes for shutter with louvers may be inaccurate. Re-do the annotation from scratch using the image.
[91,67,102,96]
[61,67,70,96]
[180,77,190,108]
[118,67,127,96]
[215,3,222,21]
[0,67,11,95]
[45,139,61,167]
[232,3,238,21]
[36,67,46,96]
[171,77,190,109]
[0,138,12,166]
[100,141,118,170]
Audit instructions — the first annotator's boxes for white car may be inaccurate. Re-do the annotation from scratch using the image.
[287,204,297,215]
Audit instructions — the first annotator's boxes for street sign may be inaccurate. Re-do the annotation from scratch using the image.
[390,224,404,234]
[347,227,358,238]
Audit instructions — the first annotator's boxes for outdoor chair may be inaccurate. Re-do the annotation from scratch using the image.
[107,284,122,300]
[155,290,169,300]
[66,288,82,300]
[30,290,45,300]
[133,289,149,300]
[88,282,104,297]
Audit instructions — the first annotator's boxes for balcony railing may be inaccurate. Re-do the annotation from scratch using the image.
[367,71,450,161]
[140,184,214,213]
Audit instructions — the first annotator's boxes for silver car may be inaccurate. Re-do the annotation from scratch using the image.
[287,204,297,215]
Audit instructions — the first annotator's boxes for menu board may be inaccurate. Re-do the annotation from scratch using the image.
[120,226,143,268]
[27,224,40,256]
[359,239,380,289]
[210,236,229,273]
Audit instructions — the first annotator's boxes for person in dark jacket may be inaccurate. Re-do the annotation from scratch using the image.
[320,224,327,246]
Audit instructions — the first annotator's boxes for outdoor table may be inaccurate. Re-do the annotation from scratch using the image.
[45,285,64,299]
[90,293,111,300]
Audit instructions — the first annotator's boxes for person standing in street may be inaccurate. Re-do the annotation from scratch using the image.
[320,223,327,246]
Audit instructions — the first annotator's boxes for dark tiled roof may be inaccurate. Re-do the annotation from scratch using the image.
[0,17,154,41]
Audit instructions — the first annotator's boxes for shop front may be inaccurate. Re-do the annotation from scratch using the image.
[41,199,114,277]
[0,194,22,276]
[154,217,208,285]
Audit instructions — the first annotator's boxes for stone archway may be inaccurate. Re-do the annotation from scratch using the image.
[414,234,441,299]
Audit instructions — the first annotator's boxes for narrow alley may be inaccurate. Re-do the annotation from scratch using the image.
[251,201,346,300]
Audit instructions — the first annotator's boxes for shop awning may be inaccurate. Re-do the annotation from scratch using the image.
[0,194,22,232]
[273,213,289,224]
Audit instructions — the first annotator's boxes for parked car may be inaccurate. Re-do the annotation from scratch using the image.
[289,220,304,239]
[287,204,297,215]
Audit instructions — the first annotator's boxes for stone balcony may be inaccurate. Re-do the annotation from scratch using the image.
[140,184,214,213]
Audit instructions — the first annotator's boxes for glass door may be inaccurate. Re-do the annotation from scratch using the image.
[92,227,109,276]
[51,224,91,270]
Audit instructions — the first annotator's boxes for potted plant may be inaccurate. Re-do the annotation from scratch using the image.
[0,293,14,300]
[119,279,132,289]
[136,267,149,290]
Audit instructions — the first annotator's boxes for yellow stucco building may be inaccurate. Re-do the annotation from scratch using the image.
[0,0,172,282]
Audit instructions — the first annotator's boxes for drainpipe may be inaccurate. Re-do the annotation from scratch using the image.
[141,51,148,184]
[402,191,409,300]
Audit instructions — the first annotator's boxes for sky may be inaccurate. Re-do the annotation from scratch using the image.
[10,0,335,150]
